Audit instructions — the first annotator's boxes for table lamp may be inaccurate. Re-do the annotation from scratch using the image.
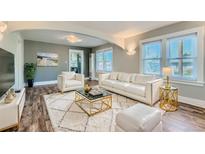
[163,67,172,89]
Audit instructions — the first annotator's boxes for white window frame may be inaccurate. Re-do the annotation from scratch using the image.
[96,47,113,73]
[139,27,204,86]
[166,33,198,81]
[141,41,162,75]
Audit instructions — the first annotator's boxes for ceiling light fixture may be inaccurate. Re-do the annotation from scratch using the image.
[0,21,7,33]
[126,49,136,56]
[66,35,82,43]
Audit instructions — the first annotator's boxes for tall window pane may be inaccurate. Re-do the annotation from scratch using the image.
[96,49,113,72]
[142,41,162,75]
[168,39,180,58]
[96,52,103,71]
[167,33,197,80]
[183,35,197,57]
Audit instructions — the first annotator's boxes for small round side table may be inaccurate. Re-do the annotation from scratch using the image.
[159,86,179,112]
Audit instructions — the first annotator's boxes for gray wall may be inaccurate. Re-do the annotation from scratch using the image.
[24,40,91,82]
[124,21,205,100]
[92,43,138,76]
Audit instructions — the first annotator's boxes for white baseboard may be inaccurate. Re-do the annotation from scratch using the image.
[24,80,57,87]
[179,95,205,108]
[35,80,57,86]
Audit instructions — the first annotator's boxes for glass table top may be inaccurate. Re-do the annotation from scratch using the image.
[75,88,112,100]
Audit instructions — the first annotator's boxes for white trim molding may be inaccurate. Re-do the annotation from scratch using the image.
[179,95,205,109]
[34,80,57,86]
[170,80,205,87]
[24,80,57,87]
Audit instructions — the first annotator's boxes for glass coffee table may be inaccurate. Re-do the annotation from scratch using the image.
[75,88,112,116]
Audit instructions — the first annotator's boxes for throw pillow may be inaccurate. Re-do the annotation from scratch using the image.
[134,74,156,85]
[110,72,118,80]
[62,71,75,80]
[118,73,131,82]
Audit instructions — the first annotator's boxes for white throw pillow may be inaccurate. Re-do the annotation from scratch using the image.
[118,72,131,82]
[134,74,155,85]
[130,74,137,83]
[62,71,75,80]
[110,72,119,80]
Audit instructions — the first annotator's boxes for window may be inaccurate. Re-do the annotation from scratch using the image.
[167,34,197,80]
[142,41,162,75]
[140,27,204,85]
[96,48,112,72]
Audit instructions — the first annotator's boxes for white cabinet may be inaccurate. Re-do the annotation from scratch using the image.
[0,88,25,131]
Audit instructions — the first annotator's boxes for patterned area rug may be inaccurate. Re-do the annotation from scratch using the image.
[43,91,164,132]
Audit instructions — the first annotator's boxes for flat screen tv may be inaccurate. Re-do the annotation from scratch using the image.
[0,48,15,97]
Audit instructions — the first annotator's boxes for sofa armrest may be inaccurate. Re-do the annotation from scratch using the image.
[146,79,163,105]
[57,75,66,92]
[99,73,110,86]
[75,73,85,87]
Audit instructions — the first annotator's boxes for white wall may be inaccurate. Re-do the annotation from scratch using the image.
[0,30,24,91]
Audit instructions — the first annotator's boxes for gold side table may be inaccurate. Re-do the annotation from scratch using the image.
[159,86,178,112]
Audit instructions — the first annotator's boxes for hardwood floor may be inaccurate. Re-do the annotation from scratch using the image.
[6,80,205,132]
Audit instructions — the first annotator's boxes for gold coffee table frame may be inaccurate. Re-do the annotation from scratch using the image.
[159,86,178,112]
[75,91,112,116]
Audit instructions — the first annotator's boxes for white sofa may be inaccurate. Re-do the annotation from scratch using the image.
[57,72,84,93]
[99,72,163,105]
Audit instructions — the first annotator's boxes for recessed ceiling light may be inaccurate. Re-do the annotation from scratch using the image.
[66,35,82,43]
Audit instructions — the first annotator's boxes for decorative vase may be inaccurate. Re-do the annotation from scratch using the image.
[84,84,91,93]
[27,79,34,87]
[10,88,16,97]
[4,93,15,104]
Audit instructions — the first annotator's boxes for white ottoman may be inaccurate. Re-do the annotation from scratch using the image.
[115,103,162,132]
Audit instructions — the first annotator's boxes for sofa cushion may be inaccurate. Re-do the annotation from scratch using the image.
[133,74,156,85]
[118,73,131,82]
[116,103,161,131]
[130,74,138,83]
[62,71,75,80]
[125,83,146,97]
[102,79,116,87]
[112,81,130,91]
[109,72,119,80]
[65,80,81,88]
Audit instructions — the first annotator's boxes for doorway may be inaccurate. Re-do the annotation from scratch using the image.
[69,49,84,74]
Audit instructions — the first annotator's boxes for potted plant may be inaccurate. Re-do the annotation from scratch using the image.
[24,63,36,87]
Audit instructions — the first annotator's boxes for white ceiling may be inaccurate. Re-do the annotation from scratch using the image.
[68,21,178,38]
[19,21,178,48]
[21,30,107,47]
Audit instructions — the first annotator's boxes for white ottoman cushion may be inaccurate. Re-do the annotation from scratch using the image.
[116,103,161,132]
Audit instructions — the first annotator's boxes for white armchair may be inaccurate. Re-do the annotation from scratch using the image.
[57,72,84,93]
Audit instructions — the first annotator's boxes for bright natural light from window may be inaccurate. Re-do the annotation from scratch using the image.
[140,27,204,85]
[167,34,197,80]
[142,41,161,75]
[96,49,112,72]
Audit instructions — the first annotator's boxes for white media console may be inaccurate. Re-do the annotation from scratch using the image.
[0,88,25,131]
